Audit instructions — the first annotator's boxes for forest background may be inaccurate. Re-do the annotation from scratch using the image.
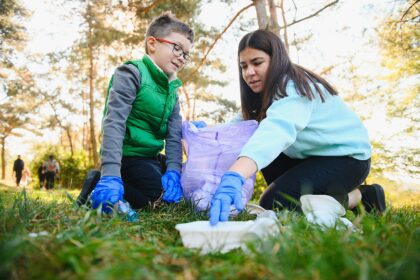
[0,0,418,195]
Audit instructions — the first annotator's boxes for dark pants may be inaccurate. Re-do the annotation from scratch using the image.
[45,171,56,189]
[15,171,22,186]
[121,155,167,209]
[39,174,46,189]
[259,153,371,211]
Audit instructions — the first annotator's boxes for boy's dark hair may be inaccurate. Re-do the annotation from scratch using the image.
[145,12,194,54]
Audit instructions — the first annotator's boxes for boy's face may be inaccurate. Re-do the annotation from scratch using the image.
[147,32,192,77]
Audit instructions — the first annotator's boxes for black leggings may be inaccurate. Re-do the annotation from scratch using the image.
[259,154,370,210]
[121,155,167,209]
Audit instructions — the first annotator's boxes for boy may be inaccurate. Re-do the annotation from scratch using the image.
[89,12,194,213]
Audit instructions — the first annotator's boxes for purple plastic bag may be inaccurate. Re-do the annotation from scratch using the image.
[181,120,259,211]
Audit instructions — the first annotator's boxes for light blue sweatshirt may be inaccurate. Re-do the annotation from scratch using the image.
[239,81,371,170]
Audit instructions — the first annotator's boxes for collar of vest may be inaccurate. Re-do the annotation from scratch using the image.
[142,55,182,89]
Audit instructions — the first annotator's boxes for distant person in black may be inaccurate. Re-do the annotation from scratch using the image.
[38,163,47,190]
[12,155,25,187]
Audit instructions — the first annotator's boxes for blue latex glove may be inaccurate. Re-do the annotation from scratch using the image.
[191,120,207,128]
[161,170,183,203]
[209,171,245,226]
[91,176,124,214]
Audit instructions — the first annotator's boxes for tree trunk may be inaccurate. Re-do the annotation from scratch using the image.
[279,0,289,51]
[253,0,268,30]
[181,86,191,120]
[87,2,99,166]
[65,126,74,157]
[1,136,6,180]
[192,97,197,120]
[268,0,280,36]
[82,91,87,152]
[88,43,98,166]
[48,100,75,157]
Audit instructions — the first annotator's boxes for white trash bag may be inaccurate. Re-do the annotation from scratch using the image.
[175,210,280,254]
[300,194,356,231]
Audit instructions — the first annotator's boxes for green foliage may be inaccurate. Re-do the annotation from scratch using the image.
[372,2,420,178]
[377,2,419,119]
[0,67,41,179]
[369,140,395,176]
[251,171,267,202]
[29,144,93,190]
[378,2,419,79]
[0,1,42,179]
[0,0,29,67]
[58,151,93,189]
[0,185,418,279]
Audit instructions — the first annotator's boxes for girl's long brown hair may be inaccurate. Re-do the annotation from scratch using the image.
[238,30,338,121]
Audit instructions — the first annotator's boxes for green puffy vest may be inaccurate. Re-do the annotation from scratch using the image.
[104,55,182,157]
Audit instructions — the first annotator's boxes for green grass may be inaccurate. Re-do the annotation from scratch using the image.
[0,183,419,280]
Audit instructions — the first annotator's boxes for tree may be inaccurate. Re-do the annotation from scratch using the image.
[0,0,28,89]
[0,69,40,179]
[63,0,129,166]
[184,0,340,91]
[375,0,420,177]
[0,0,28,69]
[182,0,341,122]
[44,89,78,157]
[0,0,35,179]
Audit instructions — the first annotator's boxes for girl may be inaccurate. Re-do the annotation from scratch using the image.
[209,30,385,225]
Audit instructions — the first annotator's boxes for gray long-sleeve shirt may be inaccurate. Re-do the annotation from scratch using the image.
[100,63,183,177]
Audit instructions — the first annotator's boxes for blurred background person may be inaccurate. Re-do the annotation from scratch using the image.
[12,155,25,187]
[45,155,60,190]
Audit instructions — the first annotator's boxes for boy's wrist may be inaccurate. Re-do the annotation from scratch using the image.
[166,162,182,173]
[100,163,121,177]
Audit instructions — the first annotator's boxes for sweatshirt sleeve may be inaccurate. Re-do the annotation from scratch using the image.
[239,89,314,170]
[164,95,182,173]
[100,64,140,177]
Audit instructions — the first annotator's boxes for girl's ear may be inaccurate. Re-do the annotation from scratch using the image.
[146,37,157,54]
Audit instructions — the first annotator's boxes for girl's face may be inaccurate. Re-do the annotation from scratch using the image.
[239,47,271,94]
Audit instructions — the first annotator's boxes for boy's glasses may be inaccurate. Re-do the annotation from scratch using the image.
[154,38,191,62]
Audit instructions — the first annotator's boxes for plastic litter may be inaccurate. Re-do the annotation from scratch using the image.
[117,200,139,222]
[28,231,49,238]
[300,194,356,231]
[245,203,266,215]
[175,210,279,254]
[181,120,258,211]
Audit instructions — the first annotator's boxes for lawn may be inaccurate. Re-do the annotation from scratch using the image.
[0,183,418,280]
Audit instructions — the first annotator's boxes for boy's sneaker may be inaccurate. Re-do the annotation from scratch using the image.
[359,184,386,214]
[76,169,101,206]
